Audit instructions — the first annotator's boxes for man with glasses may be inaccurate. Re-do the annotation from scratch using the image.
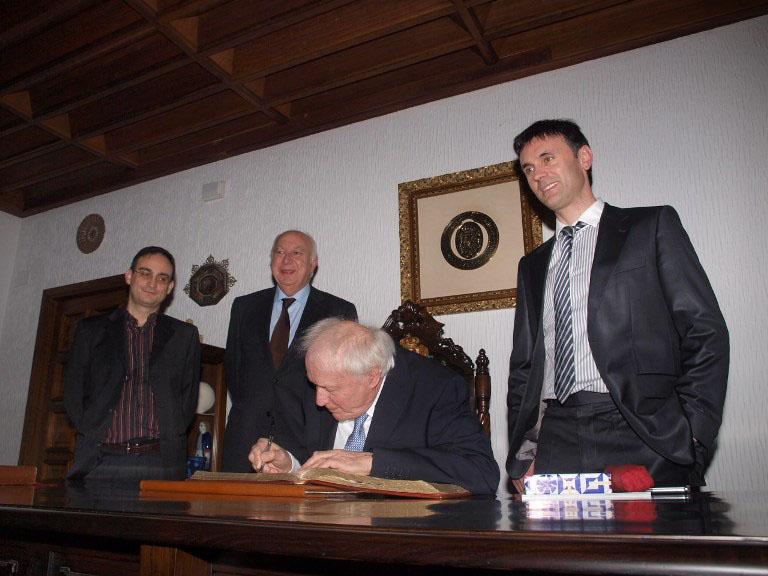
[64,246,200,482]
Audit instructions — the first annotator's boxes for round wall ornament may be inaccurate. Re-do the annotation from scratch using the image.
[76,214,105,254]
[184,255,237,307]
[440,211,499,270]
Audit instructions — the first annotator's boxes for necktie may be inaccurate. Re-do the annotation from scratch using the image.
[344,414,368,452]
[553,222,586,403]
[270,297,295,368]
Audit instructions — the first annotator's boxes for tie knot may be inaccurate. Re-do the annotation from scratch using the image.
[560,221,586,239]
[281,297,295,310]
[353,413,368,429]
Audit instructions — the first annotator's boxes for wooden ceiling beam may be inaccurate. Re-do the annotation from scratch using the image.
[480,0,627,40]
[16,162,134,215]
[0,141,69,171]
[493,0,768,62]
[451,0,497,65]
[101,91,256,153]
[124,0,290,125]
[194,0,358,54]
[0,158,102,195]
[253,17,475,105]
[0,1,149,91]
[224,0,459,79]
[131,111,274,165]
[0,0,97,48]
[31,56,190,123]
[66,63,220,137]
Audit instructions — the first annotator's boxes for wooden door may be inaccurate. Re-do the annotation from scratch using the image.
[18,275,128,483]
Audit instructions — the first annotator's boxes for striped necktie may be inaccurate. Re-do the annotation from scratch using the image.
[554,221,586,403]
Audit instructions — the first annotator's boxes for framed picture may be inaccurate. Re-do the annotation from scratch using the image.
[399,161,543,315]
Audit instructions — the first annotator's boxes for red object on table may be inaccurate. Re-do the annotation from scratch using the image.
[606,464,654,492]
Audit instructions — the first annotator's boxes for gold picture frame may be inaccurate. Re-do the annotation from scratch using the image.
[399,161,543,315]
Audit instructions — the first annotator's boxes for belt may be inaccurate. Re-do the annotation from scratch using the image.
[545,391,612,407]
[100,438,161,455]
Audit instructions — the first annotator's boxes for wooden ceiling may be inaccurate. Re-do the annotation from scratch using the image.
[2,1,766,217]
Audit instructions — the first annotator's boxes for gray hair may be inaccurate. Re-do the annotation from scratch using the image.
[300,318,395,378]
[270,230,318,262]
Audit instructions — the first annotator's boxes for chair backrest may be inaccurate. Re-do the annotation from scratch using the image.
[381,300,491,436]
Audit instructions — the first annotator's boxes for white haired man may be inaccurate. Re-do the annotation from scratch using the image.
[248,319,499,495]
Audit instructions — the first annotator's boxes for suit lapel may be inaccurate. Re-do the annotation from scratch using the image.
[256,288,276,367]
[105,308,127,373]
[589,204,630,316]
[149,315,173,369]
[364,349,409,449]
[529,240,554,321]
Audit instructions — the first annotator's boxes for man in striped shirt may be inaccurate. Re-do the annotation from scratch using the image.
[64,246,200,482]
[506,120,728,491]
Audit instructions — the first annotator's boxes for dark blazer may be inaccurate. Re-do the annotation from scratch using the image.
[64,309,201,479]
[507,204,729,479]
[297,347,500,495]
[222,286,357,471]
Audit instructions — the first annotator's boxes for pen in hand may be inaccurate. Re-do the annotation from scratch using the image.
[256,411,275,473]
[256,435,273,473]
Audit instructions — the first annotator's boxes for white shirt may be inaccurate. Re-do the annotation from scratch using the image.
[541,198,608,399]
[287,374,387,472]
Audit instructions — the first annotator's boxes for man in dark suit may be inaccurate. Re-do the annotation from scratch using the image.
[248,319,499,495]
[507,120,729,490]
[222,230,357,471]
[64,246,200,481]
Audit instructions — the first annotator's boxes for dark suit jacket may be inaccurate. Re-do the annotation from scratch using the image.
[222,286,357,472]
[64,309,201,479]
[507,204,729,479]
[296,347,500,495]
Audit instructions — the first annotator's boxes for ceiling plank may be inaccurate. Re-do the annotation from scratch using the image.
[131,111,274,165]
[493,0,768,62]
[0,1,146,88]
[253,17,474,105]
[0,147,100,194]
[28,34,185,118]
[195,0,358,53]
[0,0,97,48]
[0,126,59,163]
[102,91,256,152]
[225,0,459,79]
[17,161,135,215]
[67,63,221,137]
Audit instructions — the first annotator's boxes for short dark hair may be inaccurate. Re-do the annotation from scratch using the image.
[513,119,592,185]
[130,246,176,281]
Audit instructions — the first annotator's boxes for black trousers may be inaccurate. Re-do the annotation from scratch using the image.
[85,451,181,483]
[536,391,694,486]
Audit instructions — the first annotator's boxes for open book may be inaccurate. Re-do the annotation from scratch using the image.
[140,469,470,499]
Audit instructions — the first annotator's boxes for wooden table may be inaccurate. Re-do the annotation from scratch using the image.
[1,484,767,575]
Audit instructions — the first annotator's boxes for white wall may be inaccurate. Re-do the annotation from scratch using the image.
[1,16,766,493]
[0,212,21,338]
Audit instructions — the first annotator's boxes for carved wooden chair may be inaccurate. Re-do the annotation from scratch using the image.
[381,300,491,436]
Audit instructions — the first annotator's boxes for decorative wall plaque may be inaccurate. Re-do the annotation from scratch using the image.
[184,255,236,307]
[76,214,105,254]
[399,161,543,315]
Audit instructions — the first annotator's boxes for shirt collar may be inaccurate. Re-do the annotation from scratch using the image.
[555,198,605,236]
[274,282,311,306]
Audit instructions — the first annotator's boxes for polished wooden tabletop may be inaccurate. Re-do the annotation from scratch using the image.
[1,484,767,575]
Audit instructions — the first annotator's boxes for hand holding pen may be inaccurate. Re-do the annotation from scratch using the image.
[248,412,292,473]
